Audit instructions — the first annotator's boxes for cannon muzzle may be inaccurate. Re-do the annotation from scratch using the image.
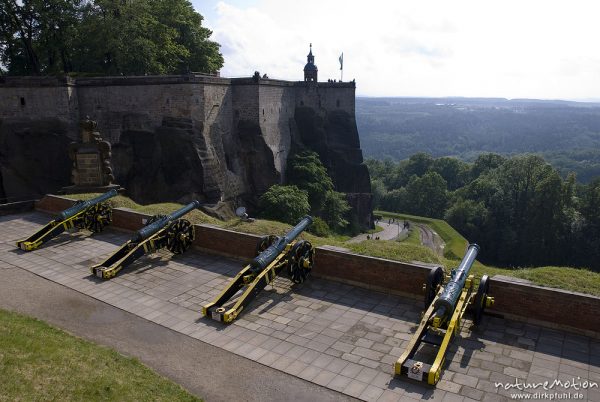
[250,215,313,272]
[132,200,200,243]
[56,189,118,221]
[432,243,479,321]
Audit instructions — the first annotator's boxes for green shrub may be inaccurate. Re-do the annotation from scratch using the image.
[286,151,334,213]
[308,217,330,237]
[259,185,310,225]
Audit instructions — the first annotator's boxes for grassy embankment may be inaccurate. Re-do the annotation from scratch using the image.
[67,194,600,296]
[0,309,199,401]
[376,210,600,297]
[376,211,466,260]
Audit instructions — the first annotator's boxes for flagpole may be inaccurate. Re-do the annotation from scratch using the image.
[339,52,344,82]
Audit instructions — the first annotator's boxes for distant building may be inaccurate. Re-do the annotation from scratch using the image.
[304,43,318,82]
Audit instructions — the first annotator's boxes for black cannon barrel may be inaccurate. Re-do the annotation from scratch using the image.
[432,243,480,320]
[56,189,118,222]
[132,200,200,243]
[250,216,313,272]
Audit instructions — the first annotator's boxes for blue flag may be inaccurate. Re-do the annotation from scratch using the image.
[339,53,343,70]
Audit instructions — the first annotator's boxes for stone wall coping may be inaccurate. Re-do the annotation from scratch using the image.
[0,75,76,87]
[491,274,600,301]
[75,74,230,86]
[1,74,357,89]
[316,244,440,270]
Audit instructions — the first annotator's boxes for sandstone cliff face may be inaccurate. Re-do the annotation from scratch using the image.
[111,116,279,209]
[0,118,72,202]
[293,107,372,227]
[294,107,370,192]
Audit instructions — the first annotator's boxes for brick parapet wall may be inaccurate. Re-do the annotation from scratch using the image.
[314,246,433,298]
[488,278,600,336]
[33,195,600,335]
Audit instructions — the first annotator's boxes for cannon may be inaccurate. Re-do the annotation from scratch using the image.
[395,244,495,385]
[203,216,315,323]
[91,201,200,279]
[16,190,118,251]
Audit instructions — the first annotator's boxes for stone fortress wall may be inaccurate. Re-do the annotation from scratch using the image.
[0,74,371,225]
[0,76,77,122]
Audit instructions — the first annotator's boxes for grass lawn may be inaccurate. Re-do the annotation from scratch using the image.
[366,225,385,234]
[0,309,200,401]
[347,239,442,264]
[61,194,600,296]
[402,227,422,245]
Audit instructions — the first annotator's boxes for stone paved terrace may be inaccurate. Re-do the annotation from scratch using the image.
[1,211,599,402]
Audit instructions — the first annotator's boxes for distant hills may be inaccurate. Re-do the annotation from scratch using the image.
[355,97,600,182]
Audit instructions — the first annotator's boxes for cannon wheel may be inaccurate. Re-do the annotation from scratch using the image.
[473,275,490,325]
[166,219,194,254]
[83,203,112,233]
[425,266,445,308]
[288,240,314,284]
[256,235,278,255]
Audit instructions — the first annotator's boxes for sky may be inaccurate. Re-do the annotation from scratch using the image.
[193,0,600,100]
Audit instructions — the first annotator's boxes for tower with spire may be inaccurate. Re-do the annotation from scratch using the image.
[303,43,318,82]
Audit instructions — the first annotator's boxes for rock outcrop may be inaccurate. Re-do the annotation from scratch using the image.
[0,118,72,202]
[294,107,372,227]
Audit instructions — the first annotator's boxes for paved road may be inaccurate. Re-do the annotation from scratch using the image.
[347,220,446,259]
[346,222,407,244]
[0,266,355,402]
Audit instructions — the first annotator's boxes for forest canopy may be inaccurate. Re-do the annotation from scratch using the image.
[368,153,600,271]
[356,98,600,183]
[0,0,224,76]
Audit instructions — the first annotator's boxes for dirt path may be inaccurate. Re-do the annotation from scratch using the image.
[415,223,445,257]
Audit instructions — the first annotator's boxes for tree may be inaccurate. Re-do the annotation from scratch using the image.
[153,0,223,73]
[1,0,45,74]
[259,185,310,225]
[579,178,600,270]
[405,172,448,218]
[0,0,223,75]
[367,150,600,270]
[370,179,386,209]
[286,151,333,213]
[471,153,506,179]
[380,188,408,213]
[321,191,351,231]
[527,170,568,264]
[431,157,470,191]
[404,152,433,178]
[444,199,488,242]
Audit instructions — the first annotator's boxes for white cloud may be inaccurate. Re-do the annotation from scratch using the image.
[203,0,600,99]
